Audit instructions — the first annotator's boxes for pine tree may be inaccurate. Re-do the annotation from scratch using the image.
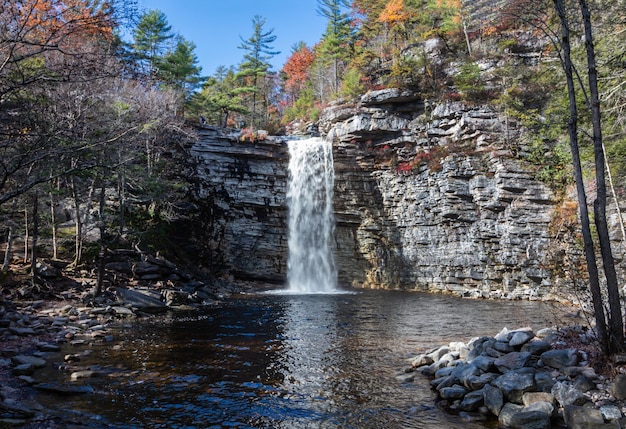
[133,9,174,76]
[316,0,353,95]
[157,36,205,106]
[237,15,280,129]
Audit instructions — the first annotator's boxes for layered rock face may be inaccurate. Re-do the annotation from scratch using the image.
[190,127,288,283]
[321,89,557,298]
[191,94,561,299]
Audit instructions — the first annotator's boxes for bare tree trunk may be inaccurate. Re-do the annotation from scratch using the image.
[49,190,58,260]
[95,179,106,297]
[2,199,17,271]
[31,190,38,285]
[553,0,609,354]
[579,0,624,352]
[23,205,29,263]
[603,146,626,240]
[70,176,83,266]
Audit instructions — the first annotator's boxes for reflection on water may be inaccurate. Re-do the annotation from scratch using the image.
[34,289,565,428]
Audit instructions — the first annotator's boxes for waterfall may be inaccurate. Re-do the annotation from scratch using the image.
[286,137,337,293]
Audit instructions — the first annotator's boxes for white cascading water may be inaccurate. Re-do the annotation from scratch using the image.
[286,137,337,293]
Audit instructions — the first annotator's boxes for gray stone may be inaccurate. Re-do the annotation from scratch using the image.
[521,340,551,355]
[492,368,536,403]
[498,402,524,427]
[494,341,515,353]
[11,355,46,368]
[551,381,587,407]
[412,353,434,368]
[468,372,498,390]
[563,405,604,429]
[34,383,94,395]
[522,391,555,407]
[573,375,595,393]
[522,401,555,418]
[509,410,551,429]
[600,405,622,421]
[483,383,504,416]
[509,329,535,347]
[8,327,36,336]
[116,287,167,311]
[458,389,484,411]
[610,373,626,400]
[534,371,556,392]
[540,349,578,369]
[451,363,480,388]
[471,355,495,372]
[494,351,532,372]
[439,385,468,400]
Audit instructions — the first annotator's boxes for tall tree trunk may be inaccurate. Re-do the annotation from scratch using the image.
[31,190,39,285]
[49,189,58,260]
[70,176,83,266]
[95,179,106,297]
[579,0,623,351]
[553,0,609,354]
[23,205,29,263]
[2,199,17,271]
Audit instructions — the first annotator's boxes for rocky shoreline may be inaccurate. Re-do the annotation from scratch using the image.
[409,326,626,428]
[0,268,250,428]
[0,265,618,428]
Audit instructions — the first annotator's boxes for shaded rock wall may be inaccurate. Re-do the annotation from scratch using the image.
[190,95,569,299]
[190,127,288,283]
[324,92,558,298]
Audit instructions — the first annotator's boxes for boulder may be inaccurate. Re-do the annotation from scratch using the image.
[492,368,536,404]
[494,351,532,372]
[540,349,578,369]
[610,373,626,400]
[508,410,551,429]
[509,329,535,348]
[483,383,504,416]
[563,405,604,429]
[551,381,587,407]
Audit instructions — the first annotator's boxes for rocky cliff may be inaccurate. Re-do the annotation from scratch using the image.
[190,127,288,283]
[190,93,575,299]
[321,89,557,299]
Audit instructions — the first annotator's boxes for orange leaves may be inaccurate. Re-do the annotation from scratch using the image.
[377,0,409,25]
[16,0,113,46]
[282,46,315,95]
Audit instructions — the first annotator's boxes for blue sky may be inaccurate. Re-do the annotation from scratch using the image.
[137,0,328,77]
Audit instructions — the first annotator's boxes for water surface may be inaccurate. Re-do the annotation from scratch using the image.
[36,289,566,428]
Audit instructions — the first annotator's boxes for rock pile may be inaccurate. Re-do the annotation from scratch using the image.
[411,327,626,428]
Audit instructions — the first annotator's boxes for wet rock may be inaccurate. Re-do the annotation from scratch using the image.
[115,287,167,311]
[439,385,468,400]
[34,383,94,395]
[458,389,484,411]
[11,355,46,368]
[70,370,99,381]
[8,327,37,336]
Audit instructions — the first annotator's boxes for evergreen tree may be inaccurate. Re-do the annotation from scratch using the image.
[237,15,280,129]
[316,0,353,95]
[157,36,205,106]
[133,9,174,75]
[192,66,250,127]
